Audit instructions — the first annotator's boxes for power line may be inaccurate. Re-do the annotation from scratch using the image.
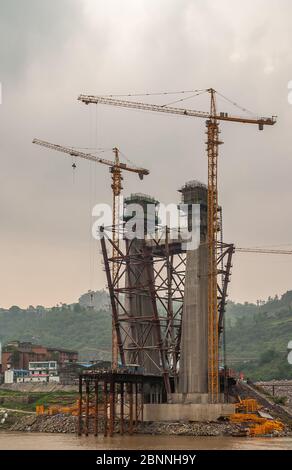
[99,89,208,98]
[216,90,258,117]
[161,90,208,108]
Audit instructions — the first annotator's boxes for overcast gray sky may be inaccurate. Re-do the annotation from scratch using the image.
[0,0,292,308]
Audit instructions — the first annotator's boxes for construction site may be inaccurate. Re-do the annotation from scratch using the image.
[2,0,292,460]
[10,87,289,440]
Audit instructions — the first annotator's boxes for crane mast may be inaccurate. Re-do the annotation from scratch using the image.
[111,147,122,369]
[78,89,276,403]
[206,89,220,401]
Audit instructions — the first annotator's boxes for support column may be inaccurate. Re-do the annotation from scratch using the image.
[103,381,108,437]
[179,245,208,397]
[141,382,144,423]
[78,376,83,436]
[135,383,138,426]
[129,383,134,435]
[94,381,99,436]
[109,381,115,437]
[85,380,89,436]
[120,382,124,435]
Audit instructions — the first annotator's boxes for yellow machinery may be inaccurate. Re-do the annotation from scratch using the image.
[236,398,260,413]
[36,405,45,415]
[249,420,284,436]
[36,400,98,417]
[230,397,284,436]
[230,413,264,424]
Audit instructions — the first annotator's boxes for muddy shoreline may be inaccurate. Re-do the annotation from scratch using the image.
[6,413,292,437]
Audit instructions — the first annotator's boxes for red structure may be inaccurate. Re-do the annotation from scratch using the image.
[100,224,186,396]
[1,341,78,372]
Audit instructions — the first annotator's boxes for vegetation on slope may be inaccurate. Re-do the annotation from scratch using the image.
[1,290,292,380]
[225,291,292,380]
[0,298,111,361]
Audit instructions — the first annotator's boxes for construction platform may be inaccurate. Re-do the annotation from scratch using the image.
[78,370,235,436]
[77,369,164,436]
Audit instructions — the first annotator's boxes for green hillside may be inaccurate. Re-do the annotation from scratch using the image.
[1,290,292,380]
[0,301,112,362]
[225,291,292,380]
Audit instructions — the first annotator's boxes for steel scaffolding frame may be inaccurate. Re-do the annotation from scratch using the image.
[99,225,233,404]
[100,226,186,396]
[78,370,146,437]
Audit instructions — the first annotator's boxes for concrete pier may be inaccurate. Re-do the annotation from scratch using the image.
[123,194,160,374]
[178,181,209,398]
[143,403,235,422]
[178,245,208,395]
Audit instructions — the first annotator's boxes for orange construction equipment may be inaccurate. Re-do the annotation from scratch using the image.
[236,398,261,413]
[249,420,284,436]
[36,405,45,415]
[230,397,284,437]
[36,399,98,417]
[230,413,264,424]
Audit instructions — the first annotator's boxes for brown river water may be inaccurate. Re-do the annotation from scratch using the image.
[0,432,292,450]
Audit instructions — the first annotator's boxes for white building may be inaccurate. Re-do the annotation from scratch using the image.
[4,369,29,384]
[4,369,14,384]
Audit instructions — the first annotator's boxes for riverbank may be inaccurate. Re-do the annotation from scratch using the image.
[7,414,247,436]
[7,413,292,437]
[2,382,292,438]
[0,383,78,393]
[0,387,78,412]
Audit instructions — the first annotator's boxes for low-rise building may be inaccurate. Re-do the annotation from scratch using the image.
[1,341,78,372]
[4,362,60,384]
[4,369,29,384]
[26,361,60,383]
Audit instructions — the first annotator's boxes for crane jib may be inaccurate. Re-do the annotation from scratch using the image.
[32,139,149,176]
[77,94,276,127]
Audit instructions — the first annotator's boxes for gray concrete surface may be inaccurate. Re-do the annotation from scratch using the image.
[143,403,235,422]
[179,244,208,394]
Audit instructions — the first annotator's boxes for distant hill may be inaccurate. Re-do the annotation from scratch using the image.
[225,291,292,380]
[78,290,109,310]
[0,291,112,362]
[1,289,292,380]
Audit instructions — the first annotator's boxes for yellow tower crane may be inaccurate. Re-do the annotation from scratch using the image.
[77,89,276,403]
[32,138,149,369]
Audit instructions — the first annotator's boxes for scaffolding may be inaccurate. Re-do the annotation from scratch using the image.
[77,369,163,436]
[100,225,186,397]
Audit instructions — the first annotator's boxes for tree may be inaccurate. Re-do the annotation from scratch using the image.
[259,348,277,365]
[9,306,22,314]
[73,303,82,313]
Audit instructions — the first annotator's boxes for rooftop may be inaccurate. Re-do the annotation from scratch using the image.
[124,193,159,205]
[178,180,207,192]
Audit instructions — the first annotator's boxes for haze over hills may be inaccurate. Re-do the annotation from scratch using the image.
[0,289,292,380]
[0,291,112,362]
[225,291,292,380]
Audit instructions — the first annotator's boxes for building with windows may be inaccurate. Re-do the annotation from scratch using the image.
[27,361,60,383]
[1,341,78,372]
[4,368,29,384]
